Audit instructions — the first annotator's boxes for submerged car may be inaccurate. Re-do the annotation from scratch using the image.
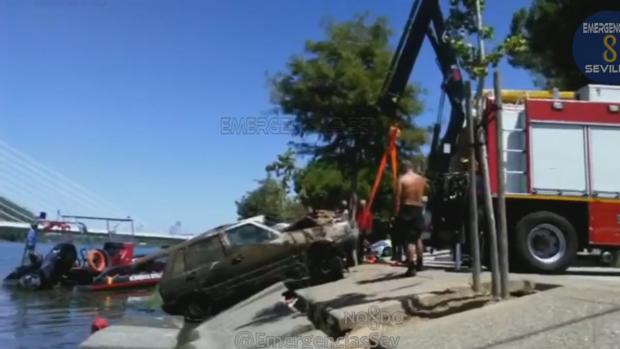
[159,211,356,321]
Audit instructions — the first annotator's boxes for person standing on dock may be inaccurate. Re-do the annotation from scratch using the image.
[395,160,428,277]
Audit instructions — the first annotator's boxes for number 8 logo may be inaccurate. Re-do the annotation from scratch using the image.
[603,34,617,63]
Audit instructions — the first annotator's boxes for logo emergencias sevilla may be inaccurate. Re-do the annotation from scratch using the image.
[573,11,620,85]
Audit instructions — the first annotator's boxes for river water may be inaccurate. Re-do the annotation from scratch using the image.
[0,241,164,349]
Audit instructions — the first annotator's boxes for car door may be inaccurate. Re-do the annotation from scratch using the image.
[221,222,295,294]
[159,247,188,308]
[185,234,227,290]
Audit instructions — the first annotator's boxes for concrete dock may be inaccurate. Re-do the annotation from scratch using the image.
[80,262,620,349]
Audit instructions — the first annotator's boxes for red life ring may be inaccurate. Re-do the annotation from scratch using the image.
[87,250,107,274]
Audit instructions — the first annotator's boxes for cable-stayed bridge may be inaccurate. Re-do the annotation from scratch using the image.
[0,139,192,244]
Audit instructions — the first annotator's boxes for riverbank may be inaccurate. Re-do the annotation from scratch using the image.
[81,262,620,349]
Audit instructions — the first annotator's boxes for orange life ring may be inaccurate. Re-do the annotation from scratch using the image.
[86,250,107,274]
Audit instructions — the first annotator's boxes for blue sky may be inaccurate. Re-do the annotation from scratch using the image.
[0,0,535,233]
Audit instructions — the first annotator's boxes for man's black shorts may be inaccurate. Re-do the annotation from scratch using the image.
[396,204,424,244]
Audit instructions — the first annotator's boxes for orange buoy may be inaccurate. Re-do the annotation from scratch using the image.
[91,315,109,333]
[86,250,107,274]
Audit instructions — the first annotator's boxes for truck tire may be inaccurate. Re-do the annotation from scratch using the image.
[183,295,213,323]
[514,211,578,273]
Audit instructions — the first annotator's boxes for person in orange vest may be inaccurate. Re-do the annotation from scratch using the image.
[356,199,373,264]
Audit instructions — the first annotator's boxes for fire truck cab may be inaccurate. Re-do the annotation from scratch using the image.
[483,84,620,272]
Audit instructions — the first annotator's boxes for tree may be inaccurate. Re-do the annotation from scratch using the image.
[444,0,526,92]
[271,15,426,206]
[235,178,305,222]
[508,0,620,89]
[265,148,297,194]
[293,160,351,211]
[293,157,410,219]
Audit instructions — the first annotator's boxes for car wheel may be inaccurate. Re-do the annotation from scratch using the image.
[309,252,343,285]
[382,246,392,257]
[514,211,578,273]
[183,297,213,323]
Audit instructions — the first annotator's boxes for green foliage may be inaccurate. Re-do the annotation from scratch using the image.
[293,160,352,211]
[293,158,409,219]
[270,15,426,197]
[445,0,527,80]
[265,148,298,194]
[508,0,620,89]
[235,178,305,222]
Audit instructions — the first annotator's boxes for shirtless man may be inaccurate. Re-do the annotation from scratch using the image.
[395,160,428,276]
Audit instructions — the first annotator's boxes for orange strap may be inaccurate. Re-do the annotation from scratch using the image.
[366,126,400,215]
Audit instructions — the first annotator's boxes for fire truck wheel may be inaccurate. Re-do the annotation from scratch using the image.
[515,211,578,273]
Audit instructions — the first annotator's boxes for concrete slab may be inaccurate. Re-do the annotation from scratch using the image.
[79,325,178,349]
[293,264,537,336]
[377,286,620,349]
[178,282,320,349]
[80,263,620,349]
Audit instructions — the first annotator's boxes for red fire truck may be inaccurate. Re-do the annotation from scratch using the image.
[379,0,620,273]
[482,85,620,272]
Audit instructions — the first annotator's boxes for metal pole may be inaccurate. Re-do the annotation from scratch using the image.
[474,0,486,104]
[477,103,501,299]
[494,71,510,299]
[465,82,481,293]
[472,0,500,298]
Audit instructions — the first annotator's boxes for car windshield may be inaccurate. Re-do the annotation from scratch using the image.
[225,224,274,246]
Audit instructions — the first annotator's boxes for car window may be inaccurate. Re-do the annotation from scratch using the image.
[225,224,274,246]
[170,249,185,275]
[186,235,224,269]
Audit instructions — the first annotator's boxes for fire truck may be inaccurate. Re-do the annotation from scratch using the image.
[380,0,620,272]
[481,85,620,272]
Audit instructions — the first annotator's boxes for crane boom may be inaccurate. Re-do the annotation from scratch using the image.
[380,0,465,176]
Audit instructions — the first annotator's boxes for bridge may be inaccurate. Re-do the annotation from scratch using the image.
[0,139,194,244]
[0,221,192,243]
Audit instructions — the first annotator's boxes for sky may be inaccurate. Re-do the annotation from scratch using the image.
[0,0,535,234]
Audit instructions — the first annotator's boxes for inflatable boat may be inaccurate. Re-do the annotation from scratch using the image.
[4,241,167,291]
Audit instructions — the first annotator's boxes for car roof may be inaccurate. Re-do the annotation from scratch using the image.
[172,220,282,252]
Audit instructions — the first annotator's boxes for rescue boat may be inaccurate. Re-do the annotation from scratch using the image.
[4,241,167,291]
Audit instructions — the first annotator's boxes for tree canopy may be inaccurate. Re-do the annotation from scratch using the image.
[235,178,305,223]
[270,15,426,204]
[508,0,620,90]
[265,148,297,194]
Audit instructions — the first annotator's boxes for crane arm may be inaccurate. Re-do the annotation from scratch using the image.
[379,0,466,176]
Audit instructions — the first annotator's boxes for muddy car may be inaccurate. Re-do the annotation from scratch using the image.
[159,211,356,321]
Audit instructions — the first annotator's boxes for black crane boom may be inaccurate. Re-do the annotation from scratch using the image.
[380,0,466,176]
